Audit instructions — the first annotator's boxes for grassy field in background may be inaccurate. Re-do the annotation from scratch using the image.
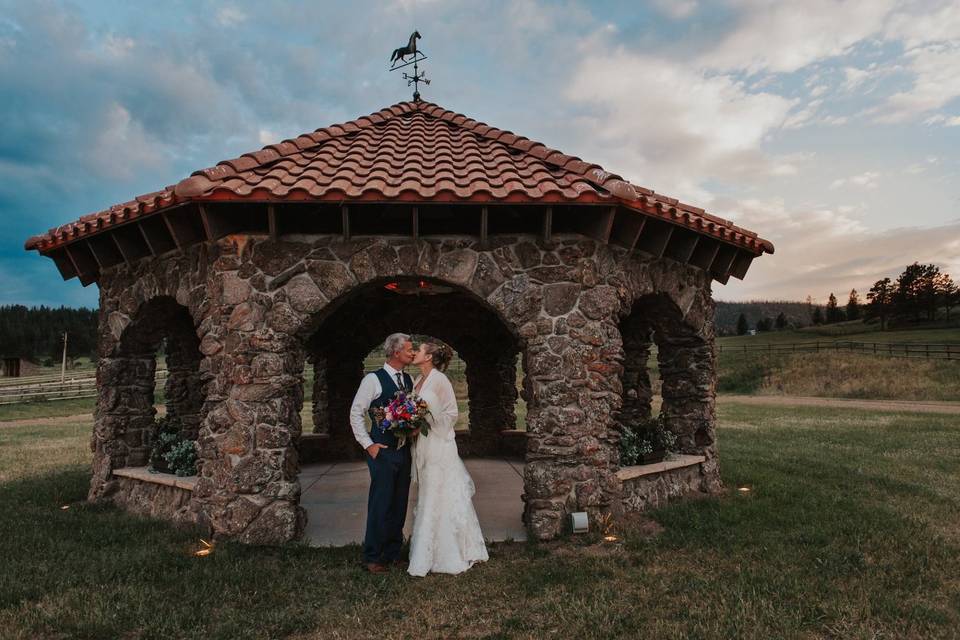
[717,322,960,346]
[715,324,960,399]
[2,402,959,638]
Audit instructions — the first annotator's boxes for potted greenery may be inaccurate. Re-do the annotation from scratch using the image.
[619,415,677,465]
[148,416,198,477]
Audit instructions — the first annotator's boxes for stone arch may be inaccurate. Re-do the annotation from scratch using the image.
[296,275,524,461]
[616,291,719,484]
[90,295,205,499]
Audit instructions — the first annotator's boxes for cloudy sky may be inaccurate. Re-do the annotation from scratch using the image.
[2,0,958,307]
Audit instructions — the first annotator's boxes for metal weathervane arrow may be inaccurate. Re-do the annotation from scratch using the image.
[389,30,430,101]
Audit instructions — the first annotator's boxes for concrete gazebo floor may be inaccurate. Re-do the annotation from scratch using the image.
[299,458,527,547]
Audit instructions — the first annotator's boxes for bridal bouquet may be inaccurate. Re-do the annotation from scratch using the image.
[371,391,431,447]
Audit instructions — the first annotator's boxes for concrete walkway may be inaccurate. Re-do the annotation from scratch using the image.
[299,457,526,547]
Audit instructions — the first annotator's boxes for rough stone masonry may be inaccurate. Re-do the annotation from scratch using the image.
[91,232,719,543]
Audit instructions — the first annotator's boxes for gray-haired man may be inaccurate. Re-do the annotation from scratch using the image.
[349,333,415,573]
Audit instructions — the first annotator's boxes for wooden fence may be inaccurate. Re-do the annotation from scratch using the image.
[718,341,959,361]
[0,356,468,406]
[0,369,169,405]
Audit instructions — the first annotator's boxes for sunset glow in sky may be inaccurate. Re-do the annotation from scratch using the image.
[2,0,958,306]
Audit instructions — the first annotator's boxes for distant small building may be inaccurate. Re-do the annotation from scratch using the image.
[748,329,757,336]
[1,357,43,378]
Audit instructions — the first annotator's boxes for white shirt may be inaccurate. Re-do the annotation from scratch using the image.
[349,363,408,450]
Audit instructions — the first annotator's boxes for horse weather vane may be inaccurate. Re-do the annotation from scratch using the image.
[389,30,430,102]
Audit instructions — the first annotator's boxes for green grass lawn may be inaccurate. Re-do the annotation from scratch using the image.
[1,403,958,638]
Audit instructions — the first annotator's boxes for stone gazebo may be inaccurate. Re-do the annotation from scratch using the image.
[25,101,772,543]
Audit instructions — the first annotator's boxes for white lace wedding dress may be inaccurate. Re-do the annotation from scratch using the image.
[408,368,488,576]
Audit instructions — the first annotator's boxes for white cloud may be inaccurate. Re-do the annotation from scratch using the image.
[258,128,277,145]
[651,0,698,20]
[716,197,960,301]
[702,0,896,74]
[565,48,796,198]
[830,171,881,189]
[875,43,960,123]
[842,66,871,90]
[883,1,960,49]
[90,102,165,178]
[215,6,247,27]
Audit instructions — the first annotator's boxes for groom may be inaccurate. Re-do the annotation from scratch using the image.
[349,332,416,573]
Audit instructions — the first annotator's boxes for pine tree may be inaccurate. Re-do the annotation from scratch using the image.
[775,312,787,330]
[866,277,894,330]
[934,273,957,322]
[825,293,844,323]
[811,306,824,325]
[846,289,861,321]
[736,313,749,335]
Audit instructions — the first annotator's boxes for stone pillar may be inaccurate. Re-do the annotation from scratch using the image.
[657,331,716,451]
[164,337,204,441]
[321,354,365,460]
[521,285,624,539]
[190,262,307,544]
[310,355,328,435]
[656,328,720,491]
[90,354,157,500]
[463,351,517,456]
[619,317,653,428]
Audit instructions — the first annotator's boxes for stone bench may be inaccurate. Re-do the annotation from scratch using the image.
[109,466,199,527]
[617,454,709,513]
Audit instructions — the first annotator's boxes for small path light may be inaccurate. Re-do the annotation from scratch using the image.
[193,538,215,557]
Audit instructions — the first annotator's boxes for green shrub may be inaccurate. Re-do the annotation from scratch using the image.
[148,416,196,476]
[619,415,676,466]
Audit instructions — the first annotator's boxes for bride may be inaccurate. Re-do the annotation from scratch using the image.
[407,338,488,577]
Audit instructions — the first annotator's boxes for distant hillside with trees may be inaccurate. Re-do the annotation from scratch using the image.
[716,262,957,335]
[0,305,97,363]
[715,301,814,335]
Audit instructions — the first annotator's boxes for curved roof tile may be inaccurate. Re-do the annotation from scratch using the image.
[24,100,774,255]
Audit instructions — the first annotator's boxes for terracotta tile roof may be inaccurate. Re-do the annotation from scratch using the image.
[24,100,773,255]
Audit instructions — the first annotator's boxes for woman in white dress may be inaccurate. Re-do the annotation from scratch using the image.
[407,338,488,577]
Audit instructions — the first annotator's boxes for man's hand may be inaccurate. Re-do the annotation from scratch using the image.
[366,443,388,459]
[410,428,421,437]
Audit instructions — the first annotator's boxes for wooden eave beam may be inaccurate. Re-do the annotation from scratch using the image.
[162,212,183,250]
[542,206,553,245]
[480,206,489,248]
[664,230,699,264]
[341,205,351,241]
[267,205,278,241]
[729,250,756,280]
[589,206,616,244]
[635,219,674,258]
[412,206,420,241]
[84,239,106,270]
[63,244,98,286]
[49,248,78,281]
[137,222,158,256]
[112,224,151,262]
[609,209,645,251]
[688,237,721,271]
[710,243,739,282]
[87,233,124,268]
[141,216,178,255]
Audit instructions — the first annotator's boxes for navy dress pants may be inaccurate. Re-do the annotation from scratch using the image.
[363,447,412,564]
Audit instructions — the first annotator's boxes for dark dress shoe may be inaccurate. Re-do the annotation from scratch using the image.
[389,559,409,569]
[364,562,389,574]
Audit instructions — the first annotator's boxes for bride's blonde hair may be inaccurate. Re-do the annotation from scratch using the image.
[421,338,453,372]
